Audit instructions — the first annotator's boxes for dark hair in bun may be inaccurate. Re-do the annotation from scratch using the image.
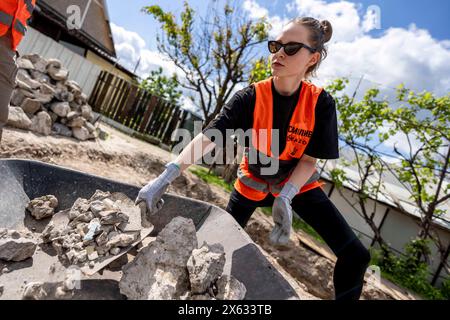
[290,17,333,78]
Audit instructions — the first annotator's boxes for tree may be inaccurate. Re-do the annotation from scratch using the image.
[326,78,450,283]
[139,67,182,106]
[142,0,270,127]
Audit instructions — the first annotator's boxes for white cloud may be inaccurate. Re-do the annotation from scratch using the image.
[110,22,182,80]
[242,0,289,38]
[242,0,450,97]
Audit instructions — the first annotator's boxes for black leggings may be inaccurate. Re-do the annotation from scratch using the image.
[226,186,371,300]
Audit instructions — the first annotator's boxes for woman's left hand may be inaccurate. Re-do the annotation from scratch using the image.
[269,195,293,246]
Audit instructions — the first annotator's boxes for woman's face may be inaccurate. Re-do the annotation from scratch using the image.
[269,23,320,79]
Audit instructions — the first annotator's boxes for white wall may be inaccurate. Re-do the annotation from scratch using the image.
[17,27,102,97]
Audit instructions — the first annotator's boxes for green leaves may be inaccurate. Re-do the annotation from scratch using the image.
[139,67,182,106]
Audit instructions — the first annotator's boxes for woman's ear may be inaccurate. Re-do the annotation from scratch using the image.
[308,52,321,68]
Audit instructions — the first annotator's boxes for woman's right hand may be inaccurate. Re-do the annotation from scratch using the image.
[135,162,181,214]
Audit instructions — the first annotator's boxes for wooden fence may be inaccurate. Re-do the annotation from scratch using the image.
[88,70,189,145]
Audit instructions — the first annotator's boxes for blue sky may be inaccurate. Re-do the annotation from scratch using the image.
[106,0,449,102]
[107,0,450,50]
[105,0,449,160]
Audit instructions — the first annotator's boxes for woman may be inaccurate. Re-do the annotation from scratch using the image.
[136,17,371,300]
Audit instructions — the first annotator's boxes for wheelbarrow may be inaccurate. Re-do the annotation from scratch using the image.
[0,158,298,300]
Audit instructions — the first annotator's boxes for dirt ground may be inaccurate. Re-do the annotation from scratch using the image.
[0,123,419,300]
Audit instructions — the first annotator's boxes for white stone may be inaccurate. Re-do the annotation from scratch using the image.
[7,106,32,129]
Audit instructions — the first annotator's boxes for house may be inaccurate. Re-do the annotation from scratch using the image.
[316,145,450,287]
[17,0,136,96]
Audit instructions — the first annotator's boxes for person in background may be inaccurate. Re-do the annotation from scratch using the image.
[0,0,36,144]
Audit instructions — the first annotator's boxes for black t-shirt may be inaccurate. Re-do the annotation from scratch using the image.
[202,79,339,160]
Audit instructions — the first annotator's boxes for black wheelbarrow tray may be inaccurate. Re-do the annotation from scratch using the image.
[0,158,298,300]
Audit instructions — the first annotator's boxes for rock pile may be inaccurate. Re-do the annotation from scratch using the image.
[39,190,139,268]
[119,216,246,300]
[7,53,98,140]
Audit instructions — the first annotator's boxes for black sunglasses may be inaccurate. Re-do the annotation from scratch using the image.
[268,40,317,56]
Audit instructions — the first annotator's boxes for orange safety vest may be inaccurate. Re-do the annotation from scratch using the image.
[234,77,326,201]
[0,0,36,50]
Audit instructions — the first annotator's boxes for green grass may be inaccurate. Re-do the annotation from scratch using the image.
[188,166,234,192]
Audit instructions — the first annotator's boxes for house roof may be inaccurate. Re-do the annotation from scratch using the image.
[319,146,450,232]
[36,0,116,57]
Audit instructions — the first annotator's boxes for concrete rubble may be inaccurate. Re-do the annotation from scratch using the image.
[119,216,246,300]
[26,195,58,220]
[38,190,139,267]
[7,53,98,140]
[0,228,37,262]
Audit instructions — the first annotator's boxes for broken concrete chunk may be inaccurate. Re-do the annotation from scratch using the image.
[215,275,247,300]
[99,210,129,225]
[72,126,90,141]
[106,233,136,249]
[17,57,35,70]
[7,106,32,130]
[0,236,37,261]
[31,111,52,135]
[187,243,226,294]
[27,195,58,220]
[50,101,70,117]
[22,282,47,300]
[20,97,41,114]
[119,217,197,300]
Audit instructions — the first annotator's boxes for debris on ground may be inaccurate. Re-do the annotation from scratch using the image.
[0,228,37,262]
[27,195,58,220]
[119,216,246,300]
[7,54,99,140]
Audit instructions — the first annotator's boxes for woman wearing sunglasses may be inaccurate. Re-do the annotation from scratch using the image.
[136,17,371,300]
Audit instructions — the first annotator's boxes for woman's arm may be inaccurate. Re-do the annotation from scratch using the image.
[172,133,217,172]
[287,154,317,189]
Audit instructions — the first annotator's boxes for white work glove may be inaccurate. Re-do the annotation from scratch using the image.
[135,162,181,214]
[269,182,299,246]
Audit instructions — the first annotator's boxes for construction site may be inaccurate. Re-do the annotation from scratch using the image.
[0,0,449,302]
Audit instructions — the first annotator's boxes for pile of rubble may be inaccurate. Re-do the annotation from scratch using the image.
[2,192,246,300]
[119,216,246,300]
[38,190,138,268]
[7,53,98,140]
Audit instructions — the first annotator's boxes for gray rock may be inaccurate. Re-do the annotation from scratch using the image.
[84,121,95,133]
[20,97,41,114]
[29,70,51,83]
[215,275,247,300]
[99,210,129,225]
[7,106,32,129]
[72,126,90,141]
[27,195,58,220]
[52,123,72,137]
[0,237,37,261]
[10,88,34,106]
[39,83,56,95]
[22,54,48,73]
[22,282,47,300]
[81,104,93,121]
[50,102,70,117]
[31,111,52,135]
[16,69,41,90]
[48,67,69,81]
[17,57,35,70]
[16,78,32,91]
[67,116,85,128]
[106,233,136,249]
[187,243,226,294]
[119,217,198,300]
